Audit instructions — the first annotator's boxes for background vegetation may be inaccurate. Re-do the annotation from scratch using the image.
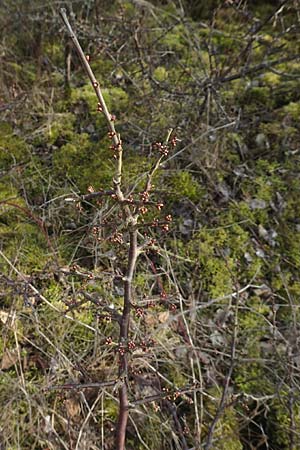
[1,0,300,449]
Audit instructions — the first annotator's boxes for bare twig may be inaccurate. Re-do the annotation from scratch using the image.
[59,8,125,205]
[0,250,96,332]
[45,380,117,391]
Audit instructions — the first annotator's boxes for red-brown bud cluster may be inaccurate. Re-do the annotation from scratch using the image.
[130,368,143,375]
[147,301,155,308]
[109,232,124,244]
[105,337,113,345]
[139,206,148,215]
[108,131,116,139]
[128,340,136,350]
[162,387,173,401]
[173,391,181,400]
[170,136,178,148]
[127,194,134,204]
[152,142,169,156]
[87,185,95,193]
[109,140,122,156]
[92,226,100,235]
[138,338,155,352]
[140,191,149,202]
[135,307,144,318]
[140,340,148,352]
[183,426,190,435]
[118,345,126,356]
[97,102,103,112]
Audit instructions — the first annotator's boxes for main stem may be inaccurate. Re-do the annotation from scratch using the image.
[116,229,138,449]
[59,11,140,448]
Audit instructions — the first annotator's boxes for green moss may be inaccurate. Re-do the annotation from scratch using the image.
[52,131,115,191]
[283,101,300,120]
[71,84,129,118]
[43,42,64,66]
[205,393,243,449]
[187,219,262,297]
[234,295,275,394]
[45,113,75,144]
[0,186,51,271]
[0,122,28,169]
[160,24,186,52]
[265,396,300,449]
[214,410,243,450]
[167,170,203,202]
[279,228,300,267]
[153,66,168,82]
[261,72,281,86]
[241,86,274,112]
[105,398,118,420]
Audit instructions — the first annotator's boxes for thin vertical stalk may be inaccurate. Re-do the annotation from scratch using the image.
[204,293,239,450]
[116,229,138,449]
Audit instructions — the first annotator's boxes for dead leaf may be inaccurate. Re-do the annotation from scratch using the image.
[65,397,81,420]
[0,310,17,328]
[144,313,156,326]
[0,311,9,324]
[158,310,169,324]
[1,348,18,370]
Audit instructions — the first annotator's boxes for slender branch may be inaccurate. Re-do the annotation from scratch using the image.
[0,200,54,253]
[214,54,300,86]
[0,250,95,332]
[204,273,240,450]
[59,8,124,202]
[144,127,173,194]
[81,190,115,201]
[130,383,203,407]
[219,0,291,81]
[165,400,189,450]
[45,380,117,391]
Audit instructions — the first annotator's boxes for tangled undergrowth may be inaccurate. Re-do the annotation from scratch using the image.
[1,1,300,449]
